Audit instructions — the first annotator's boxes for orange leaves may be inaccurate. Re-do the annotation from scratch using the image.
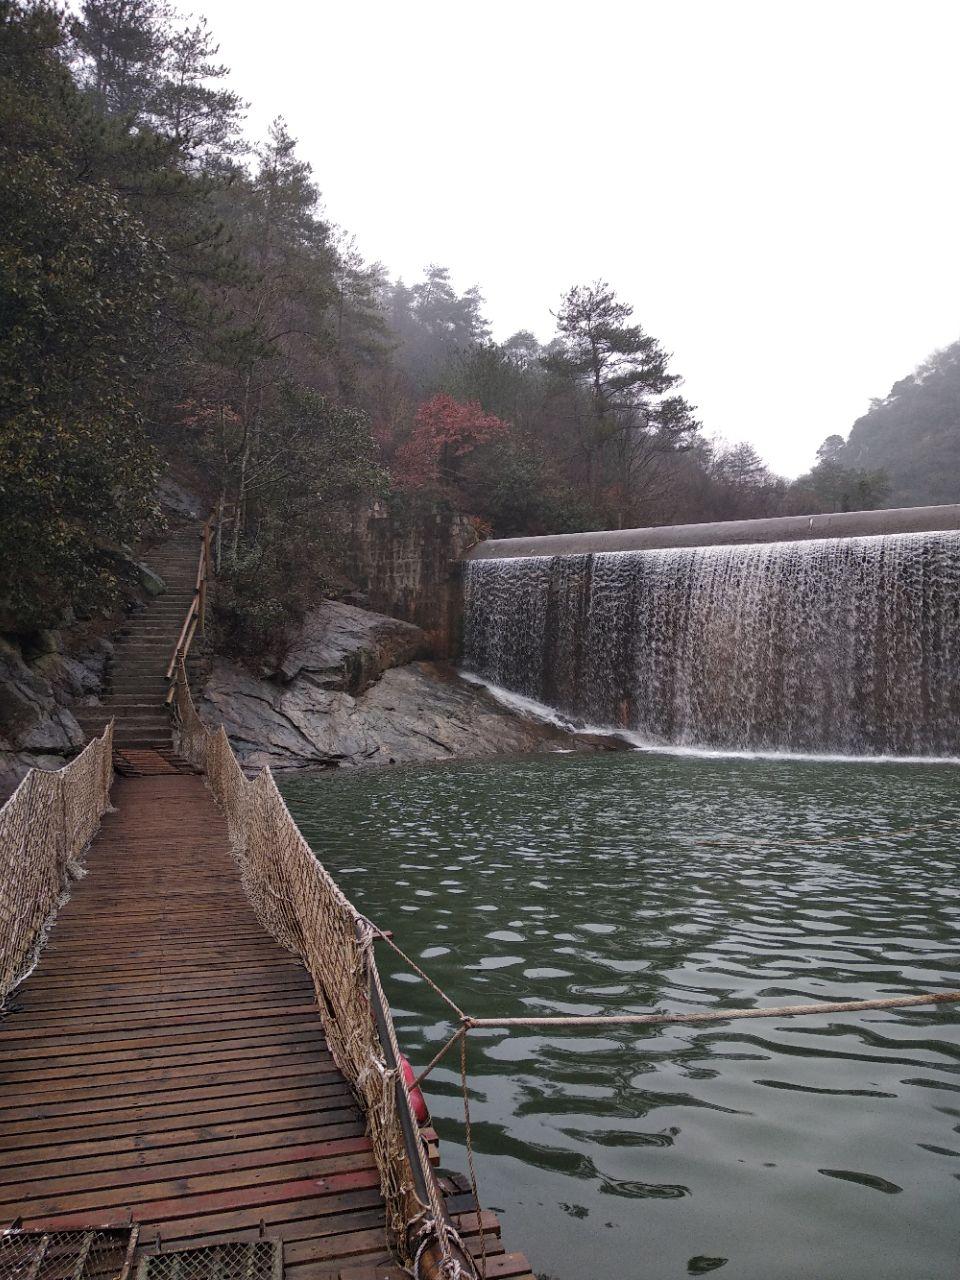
[394,394,507,492]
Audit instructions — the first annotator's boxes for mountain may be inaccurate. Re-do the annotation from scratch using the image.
[840,341,960,506]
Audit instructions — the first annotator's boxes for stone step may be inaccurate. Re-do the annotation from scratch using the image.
[78,710,169,725]
[118,626,184,634]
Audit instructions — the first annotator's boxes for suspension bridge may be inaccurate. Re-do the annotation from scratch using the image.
[0,524,533,1280]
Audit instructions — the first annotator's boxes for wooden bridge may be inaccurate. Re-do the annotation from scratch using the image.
[0,527,535,1280]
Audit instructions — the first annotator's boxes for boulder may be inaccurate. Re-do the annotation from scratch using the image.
[278,599,426,691]
[0,634,108,798]
[134,561,166,597]
[159,476,204,520]
[33,646,110,700]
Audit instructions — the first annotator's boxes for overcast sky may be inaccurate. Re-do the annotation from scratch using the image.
[197,0,960,476]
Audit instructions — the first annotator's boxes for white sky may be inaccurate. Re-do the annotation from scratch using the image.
[196,0,960,476]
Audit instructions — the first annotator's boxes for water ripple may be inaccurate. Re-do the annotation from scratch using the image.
[282,749,960,1280]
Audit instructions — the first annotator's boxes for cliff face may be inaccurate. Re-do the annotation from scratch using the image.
[0,635,111,798]
[198,599,588,771]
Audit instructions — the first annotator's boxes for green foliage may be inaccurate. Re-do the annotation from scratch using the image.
[460,433,593,536]
[210,388,386,661]
[0,0,160,628]
[72,0,246,159]
[388,266,490,393]
[837,342,960,506]
[790,449,890,514]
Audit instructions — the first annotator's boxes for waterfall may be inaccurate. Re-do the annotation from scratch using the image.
[462,530,960,756]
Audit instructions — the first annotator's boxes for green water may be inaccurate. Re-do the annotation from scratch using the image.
[281,751,960,1280]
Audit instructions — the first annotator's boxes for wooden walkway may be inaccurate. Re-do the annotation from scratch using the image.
[0,769,532,1279]
[1,526,535,1280]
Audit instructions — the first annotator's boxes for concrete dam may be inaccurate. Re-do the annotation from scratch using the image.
[462,505,960,756]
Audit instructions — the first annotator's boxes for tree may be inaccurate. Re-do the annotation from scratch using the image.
[73,0,245,161]
[790,435,890,513]
[394,394,507,495]
[210,386,386,659]
[840,343,960,506]
[72,0,168,120]
[0,0,161,627]
[388,265,490,392]
[542,281,700,524]
[152,16,245,159]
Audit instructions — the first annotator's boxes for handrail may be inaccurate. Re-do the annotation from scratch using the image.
[164,514,215,703]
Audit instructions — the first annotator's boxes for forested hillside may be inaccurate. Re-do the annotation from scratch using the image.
[0,0,893,654]
[838,342,960,507]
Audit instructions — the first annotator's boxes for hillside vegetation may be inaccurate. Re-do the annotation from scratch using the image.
[0,0,897,655]
[838,342,960,507]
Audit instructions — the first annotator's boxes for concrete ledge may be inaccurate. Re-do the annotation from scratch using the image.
[465,504,960,560]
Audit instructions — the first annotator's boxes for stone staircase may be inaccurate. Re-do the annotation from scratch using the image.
[74,528,203,753]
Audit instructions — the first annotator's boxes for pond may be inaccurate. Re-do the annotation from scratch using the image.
[281,750,960,1280]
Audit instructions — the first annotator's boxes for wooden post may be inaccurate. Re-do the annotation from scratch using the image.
[200,520,212,635]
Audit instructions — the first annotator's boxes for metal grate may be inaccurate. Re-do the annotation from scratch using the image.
[0,1228,138,1280]
[135,1242,283,1280]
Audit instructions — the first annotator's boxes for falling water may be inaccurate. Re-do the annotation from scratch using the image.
[462,530,960,755]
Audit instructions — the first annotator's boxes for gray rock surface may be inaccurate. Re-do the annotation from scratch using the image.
[278,599,426,689]
[159,476,204,520]
[200,659,587,770]
[0,634,113,793]
[135,561,166,597]
[0,638,94,798]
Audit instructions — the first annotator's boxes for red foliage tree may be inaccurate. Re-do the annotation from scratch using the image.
[395,393,507,494]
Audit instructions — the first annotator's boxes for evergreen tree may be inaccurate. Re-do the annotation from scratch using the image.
[543,281,699,524]
[0,0,161,627]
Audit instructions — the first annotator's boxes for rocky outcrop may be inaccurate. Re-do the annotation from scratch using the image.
[158,476,204,521]
[200,659,585,770]
[0,636,111,798]
[198,598,587,770]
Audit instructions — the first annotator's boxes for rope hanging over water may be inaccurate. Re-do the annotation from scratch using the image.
[379,945,960,1088]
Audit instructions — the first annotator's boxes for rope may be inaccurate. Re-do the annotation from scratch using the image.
[374,926,468,1020]
[170,663,478,1279]
[0,723,114,1003]
[409,990,960,1098]
[460,990,960,1031]
[412,1024,467,1091]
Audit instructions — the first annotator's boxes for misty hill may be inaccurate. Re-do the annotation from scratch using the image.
[840,341,960,506]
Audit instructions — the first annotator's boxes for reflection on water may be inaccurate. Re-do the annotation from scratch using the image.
[281,751,960,1280]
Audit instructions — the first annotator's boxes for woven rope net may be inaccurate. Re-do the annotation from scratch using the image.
[172,662,471,1277]
[0,723,113,1001]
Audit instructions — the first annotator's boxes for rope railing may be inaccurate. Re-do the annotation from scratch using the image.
[0,722,114,1003]
[170,662,475,1279]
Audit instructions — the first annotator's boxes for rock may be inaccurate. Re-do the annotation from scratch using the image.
[135,561,166,597]
[0,750,68,803]
[199,658,589,772]
[0,632,108,792]
[19,707,84,752]
[278,600,426,691]
[34,650,107,699]
[33,629,62,655]
[159,476,204,520]
[0,643,54,735]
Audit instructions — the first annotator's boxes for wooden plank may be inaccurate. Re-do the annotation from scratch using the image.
[4,1144,376,1217]
[7,1123,367,1187]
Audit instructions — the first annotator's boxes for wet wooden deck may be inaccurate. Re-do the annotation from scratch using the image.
[0,771,531,1279]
